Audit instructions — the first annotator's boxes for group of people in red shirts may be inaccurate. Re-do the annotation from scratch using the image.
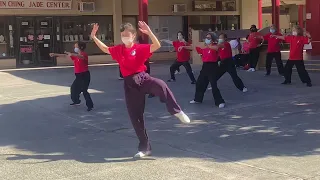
[48,21,312,159]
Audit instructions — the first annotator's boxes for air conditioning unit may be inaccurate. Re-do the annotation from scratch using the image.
[172,4,187,13]
[78,2,95,12]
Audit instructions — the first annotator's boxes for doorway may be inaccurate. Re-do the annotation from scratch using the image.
[16,17,56,67]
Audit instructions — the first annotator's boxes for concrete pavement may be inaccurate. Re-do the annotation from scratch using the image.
[1,63,320,180]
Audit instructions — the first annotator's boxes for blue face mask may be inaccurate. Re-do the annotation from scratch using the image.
[205,39,211,45]
[218,39,224,44]
[74,48,80,53]
[270,29,276,33]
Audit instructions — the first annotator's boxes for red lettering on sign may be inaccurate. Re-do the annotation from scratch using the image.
[0,1,7,7]
[8,1,25,7]
[29,1,43,7]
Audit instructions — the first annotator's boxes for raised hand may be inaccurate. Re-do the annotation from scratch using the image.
[91,23,99,38]
[138,21,151,35]
[49,53,54,57]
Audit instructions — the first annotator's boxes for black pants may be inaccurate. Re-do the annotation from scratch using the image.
[266,52,284,75]
[249,47,261,69]
[194,62,225,106]
[217,58,245,91]
[120,60,151,78]
[170,61,196,82]
[284,60,311,83]
[71,71,94,108]
[238,54,249,67]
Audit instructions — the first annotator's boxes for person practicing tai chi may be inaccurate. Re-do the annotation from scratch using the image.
[190,33,226,108]
[271,25,312,87]
[263,25,284,76]
[161,31,196,84]
[247,25,264,72]
[216,33,248,93]
[49,42,94,111]
[91,22,191,158]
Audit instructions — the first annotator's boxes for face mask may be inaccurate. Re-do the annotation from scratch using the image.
[178,35,183,41]
[292,31,298,36]
[270,29,275,33]
[74,48,80,53]
[218,39,224,44]
[121,37,134,45]
[205,39,211,45]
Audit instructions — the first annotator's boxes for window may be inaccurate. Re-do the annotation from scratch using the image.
[61,16,113,55]
[193,0,236,11]
[148,16,183,52]
[0,17,14,59]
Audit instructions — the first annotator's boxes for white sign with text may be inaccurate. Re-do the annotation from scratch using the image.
[0,0,72,9]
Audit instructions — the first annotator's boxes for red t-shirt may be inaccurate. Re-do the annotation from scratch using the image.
[248,32,262,49]
[218,42,232,60]
[242,42,250,54]
[70,51,89,74]
[264,32,282,53]
[109,44,152,77]
[285,35,309,60]
[197,47,219,62]
[173,41,190,62]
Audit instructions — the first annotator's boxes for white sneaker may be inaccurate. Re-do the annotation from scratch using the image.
[134,151,151,158]
[218,103,225,108]
[247,68,256,72]
[242,87,248,93]
[207,87,212,90]
[189,100,201,104]
[118,77,124,80]
[174,111,191,123]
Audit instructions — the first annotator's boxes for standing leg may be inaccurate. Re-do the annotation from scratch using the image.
[265,53,273,75]
[81,72,94,110]
[168,61,181,81]
[182,62,197,84]
[275,52,284,75]
[124,81,151,154]
[282,60,294,84]
[295,60,312,86]
[226,59,246,91]
[70,75,81,104]
[249,48,260,70]
[216,62,227,81]
[193,68,209,103]
[208,64,225,106]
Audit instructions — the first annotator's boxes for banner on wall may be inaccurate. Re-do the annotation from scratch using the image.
[0,0,72,9]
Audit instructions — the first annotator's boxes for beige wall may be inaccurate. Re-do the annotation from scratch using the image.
[262,14,291,29]
[240,0,258,29]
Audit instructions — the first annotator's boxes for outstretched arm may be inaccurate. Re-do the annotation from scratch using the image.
[91,23,110,54]
[160,39,173,45]
[64,51,84,59]
[49,53,67,57]
[271,35,285,40]
[139,21,161,53]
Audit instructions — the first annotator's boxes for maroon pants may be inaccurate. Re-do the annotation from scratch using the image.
[124,72,181,151]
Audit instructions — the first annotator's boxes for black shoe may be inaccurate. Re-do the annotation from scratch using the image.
[70,102,81,106]
[167,79,176,82]
[281,81,291,85]
[191,81,196,84]
[148,94,155,98]
[306,82,312,87]
[87,107,93,112]
[265,73,270,76]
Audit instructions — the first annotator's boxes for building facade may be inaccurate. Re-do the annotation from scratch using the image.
[0,0,260,69]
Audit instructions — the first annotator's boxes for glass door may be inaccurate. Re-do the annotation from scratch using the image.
[35,17,54,66]
[17,17,36,67]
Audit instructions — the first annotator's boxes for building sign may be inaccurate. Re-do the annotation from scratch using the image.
[0,0,72,9]
[192,0,236,11]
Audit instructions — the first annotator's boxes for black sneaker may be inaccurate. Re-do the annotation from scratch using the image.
[167,79,176,82]
[281,81,291,85]
[306,82,312,87]
[70,102,81,106]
